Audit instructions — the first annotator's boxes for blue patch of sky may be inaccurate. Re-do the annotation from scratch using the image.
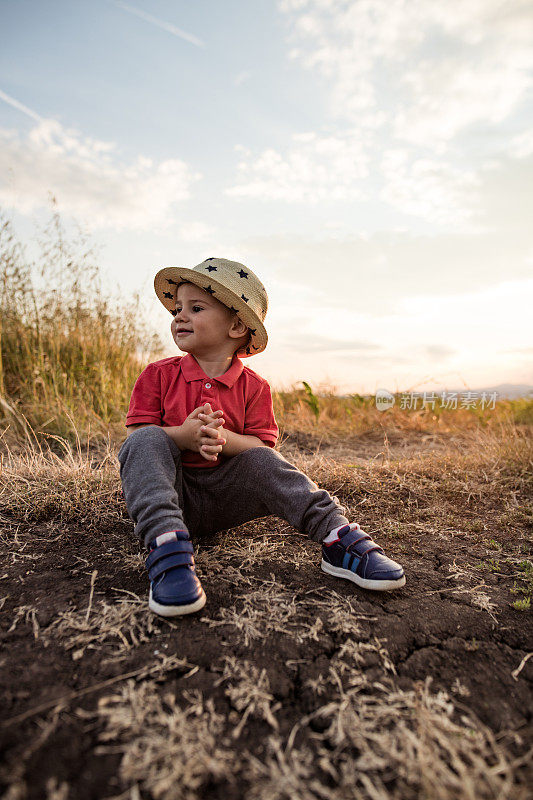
[0,0,331,165]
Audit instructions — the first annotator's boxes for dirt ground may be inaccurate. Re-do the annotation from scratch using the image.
[1,431,532,800]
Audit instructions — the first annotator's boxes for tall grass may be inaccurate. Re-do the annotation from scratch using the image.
[273,384,532,442]
[0,201,530,455]
[0,202,164,449]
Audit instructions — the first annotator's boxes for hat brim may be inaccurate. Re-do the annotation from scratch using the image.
[154,266,268,358]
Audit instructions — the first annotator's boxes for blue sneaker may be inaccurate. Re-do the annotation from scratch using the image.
[321,523,406,590]
[146,531,206,616]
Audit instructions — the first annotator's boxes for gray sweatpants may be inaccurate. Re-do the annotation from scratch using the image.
[117,426,349,549]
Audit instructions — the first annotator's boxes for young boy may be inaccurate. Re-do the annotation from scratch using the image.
[118,257,405,617]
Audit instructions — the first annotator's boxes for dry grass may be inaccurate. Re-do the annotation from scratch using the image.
[434,560,499,622]
[1,420,530,543]
[95,682,235,800]
[293,423,533,548]
[201,580,321,647]
[0,205,164,447]
[44,591,173,661]
[7,604,41,639]
[87,664,531,800]
[274,382,533,444]
[244,677,531,800]
[1,359,531,799]
[241,607,530,799]
[214,655,280,737]
[0,434,123,528]
[201,579,377,647]
[199,534,297,569]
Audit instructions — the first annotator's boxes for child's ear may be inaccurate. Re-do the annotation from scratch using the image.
[232,315,248,333]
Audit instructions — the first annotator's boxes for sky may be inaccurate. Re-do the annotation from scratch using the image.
[1,0,532,395]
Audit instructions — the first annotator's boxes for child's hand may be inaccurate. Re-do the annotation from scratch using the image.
[179,403,225,460]
[197,403,227,462]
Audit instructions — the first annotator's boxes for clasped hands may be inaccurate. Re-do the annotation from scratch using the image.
[191,402,226,462]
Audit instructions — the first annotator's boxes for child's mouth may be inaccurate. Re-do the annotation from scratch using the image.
[177,331,192,336]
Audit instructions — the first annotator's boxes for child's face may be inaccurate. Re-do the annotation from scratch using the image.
[171,282,248,355]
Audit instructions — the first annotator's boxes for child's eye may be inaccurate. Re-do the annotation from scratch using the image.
[175,306,203,313]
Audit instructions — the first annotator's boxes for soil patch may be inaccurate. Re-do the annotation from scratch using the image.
[1,441,532,799]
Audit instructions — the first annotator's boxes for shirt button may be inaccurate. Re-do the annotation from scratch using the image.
[205,382,211,388]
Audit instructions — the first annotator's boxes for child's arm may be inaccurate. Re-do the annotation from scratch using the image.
[220,430,268,456]
[125,421,189,446]
[197,377,279,460]
[241,380,279,448]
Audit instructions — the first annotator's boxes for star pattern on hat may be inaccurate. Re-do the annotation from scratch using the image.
[166,278,178,285]
[171,308,178,316]
[205,257,215,261]
[229,306,239,314]
[241,293,249,303]
[248,327,256,336]
[238,269,248,279]
[204,285,216,295]
[163,291,173,299]
[205,265,217,272]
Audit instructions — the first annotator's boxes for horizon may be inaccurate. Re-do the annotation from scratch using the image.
[1,0,532,395]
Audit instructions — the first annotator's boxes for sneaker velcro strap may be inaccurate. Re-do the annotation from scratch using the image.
[341,530,372,547]
[146,539,193,570]
[148,552,195,581]
[347,538,384,557]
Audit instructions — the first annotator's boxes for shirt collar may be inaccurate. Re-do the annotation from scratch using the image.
[180,352,244,388]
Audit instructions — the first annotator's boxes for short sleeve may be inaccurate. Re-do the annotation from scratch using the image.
[243,380,279,447]
[125,363,163,427]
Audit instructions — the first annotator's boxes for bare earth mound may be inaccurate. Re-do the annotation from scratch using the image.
[1,429,532,799]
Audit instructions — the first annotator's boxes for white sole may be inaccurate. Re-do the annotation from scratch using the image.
[321,559,406,591]
[149,586,207,616]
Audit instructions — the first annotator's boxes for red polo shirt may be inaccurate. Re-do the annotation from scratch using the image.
[125,352,279,468]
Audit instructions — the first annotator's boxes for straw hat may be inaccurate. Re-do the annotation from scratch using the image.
[154,257,268,358]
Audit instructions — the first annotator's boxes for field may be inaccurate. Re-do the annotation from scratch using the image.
[1,417,532,800]
[0,209,532,798]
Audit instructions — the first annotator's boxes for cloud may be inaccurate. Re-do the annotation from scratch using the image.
[111,1,205,47]
[503,346,533,355]
[379,149,482,228]
[509,129,533,159]
[226,132,369,202]
[258,271,533,392]
[226,1,532,226]
[240,220,532,316]
[277,330,382,353]
[226,132,486,227]
[475,155,533,233]
[0,116,202,232]
[425,344,455,360]
[234,71,252,86]
[278,0,533,144]
[175,221,217,243]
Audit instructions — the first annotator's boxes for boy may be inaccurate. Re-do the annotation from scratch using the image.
[118,257,405,617]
